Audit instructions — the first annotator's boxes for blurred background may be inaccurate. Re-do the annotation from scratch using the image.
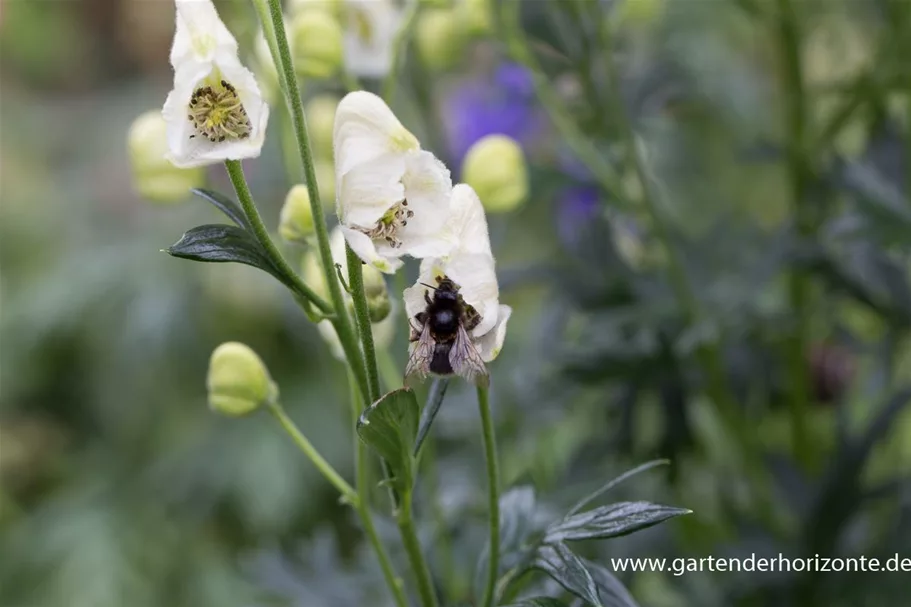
[2,0,911,606]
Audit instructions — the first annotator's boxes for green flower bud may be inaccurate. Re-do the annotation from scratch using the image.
[279,185,315,243]
[461,0,492,36]
[127,110,205,204]
[415,8,466,70]
[368,294,392,323]
[461,134,528,213]
[207,342,278,416]
[291,9,344,79]
[314,160,336,207]
[306,95,339,159]
[363,265,390,322]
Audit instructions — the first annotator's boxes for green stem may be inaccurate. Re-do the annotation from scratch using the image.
[347,371,408,607]
[224,160,331,313]
[397,494,440,607]
[422,434,460,601]
[497,0,630,209]
[383,0,422,105]
[253,0,370,401]
[267,402,357,503]
[346,245,382,403]
[776,0,813,470]
[477,386,500,607]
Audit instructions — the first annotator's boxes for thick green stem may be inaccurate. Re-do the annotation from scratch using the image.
[776,0,813,470]
[346,245,382,403]
[267,402,357,503]
[224,160,331,313]
[346,372,408,607]
[253,0,370,402]
[383,0,422,105]
[477,386,500,607]
[397,495,440,607]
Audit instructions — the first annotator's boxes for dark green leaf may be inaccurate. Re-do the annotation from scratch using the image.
[413,378,449,457]
[356,389,419,495]
[546,501,690,543]
[582,558,640,607]
[504,598,569,607]
[566,460,669,517]
[191,188,253,231]
[534,543,602,606]
[165,224,291,288]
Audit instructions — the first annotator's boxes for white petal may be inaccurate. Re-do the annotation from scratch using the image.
[447,183,492,257]
[336,153,406,227]
[399,151,452,236]
[474,305,511,362]
[171,0,238,67]
[333,91,418,176]
[445,252,500,337]
[341,227,403,274]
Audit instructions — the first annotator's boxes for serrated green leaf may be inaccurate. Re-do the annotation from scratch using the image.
[504,598,569,607]
[356,389,419,495]
[545,501,690,543]
[165,224,291,288]
[534,543,602,606]
[414,378,449,457]
[190,188,253,231]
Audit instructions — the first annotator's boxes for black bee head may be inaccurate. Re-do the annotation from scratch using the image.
[433,278,459,302]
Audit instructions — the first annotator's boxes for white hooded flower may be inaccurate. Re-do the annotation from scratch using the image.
[162,0,269,168]
[403,184,512,367]
[343,0,401,78]
[334,91,453,273]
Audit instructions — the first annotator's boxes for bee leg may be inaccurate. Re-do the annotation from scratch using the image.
[464,313,481,332]
[424,291,433,306]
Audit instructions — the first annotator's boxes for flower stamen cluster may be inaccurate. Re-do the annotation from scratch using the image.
[188,80,252,143]
[356,200,414,248]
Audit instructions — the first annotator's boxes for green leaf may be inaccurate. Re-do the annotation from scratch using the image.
[165,224,291,288]
[356,389,419,495]
[534,543,602,606]
[582,558,640,607]
[545,501,690,543]
[566,460,669,517]
[190,188,253,231]
[504,598,569,607]
[414,378,450,457]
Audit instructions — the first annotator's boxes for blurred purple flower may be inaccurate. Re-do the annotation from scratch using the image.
[444,63,544,165]
[557,184,602,246]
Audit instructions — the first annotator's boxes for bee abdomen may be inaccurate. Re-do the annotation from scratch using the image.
[430,343,454,375]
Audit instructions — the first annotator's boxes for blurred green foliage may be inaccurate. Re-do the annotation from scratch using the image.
[2,0,911,606]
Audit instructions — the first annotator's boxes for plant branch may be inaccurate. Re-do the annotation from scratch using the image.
[477,385,500,607]
[224,160,331,313]
[397,493,440,607]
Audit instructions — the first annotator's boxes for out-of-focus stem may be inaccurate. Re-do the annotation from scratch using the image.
[398,493,440,607]
[776,0,813,470]
[383,0,422,105]
[477,386,500,607]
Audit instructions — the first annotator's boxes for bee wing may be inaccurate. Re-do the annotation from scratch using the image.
[450,325,490,388]
[404,323,435,387]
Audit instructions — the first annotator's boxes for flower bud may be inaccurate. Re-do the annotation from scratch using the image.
[364,265,390,322]
[306,95,339,159]
[461,0,492,36]
[415,8,466,70]
[127,111,205,204]
[460,134,528,213]
[206,342,278,416]
[291,9,344,79]
[279,185,315,243]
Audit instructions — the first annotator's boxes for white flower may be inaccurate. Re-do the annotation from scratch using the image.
[334,91,453,273]
[343,0,401,78]
[403,184,512,370]
[162,0,269,168]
